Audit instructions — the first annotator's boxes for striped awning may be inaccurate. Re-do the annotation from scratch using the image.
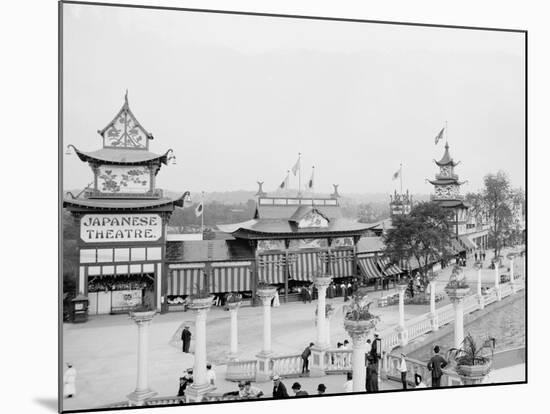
[257,253,286,284]
[330,249,354,278]
[167,264,206,296]
[210,262,252,293]
[377,257,403,276]
[357,257,384,279]
[459,235,477,250]
[290,252,319,281]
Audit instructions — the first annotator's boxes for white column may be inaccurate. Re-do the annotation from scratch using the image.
[494,264,502,300]
[127,311,157,405]
[397,284,408,346]
[398,287,406,329]
[262,298,272,354]
[451,298,465,348]
[351,339,367,392]
[477,267,484,309]
[229,306,239,358]
[193,308,209,388]
[429,281,439,331]
[314,277,331,348]
[325,317,331,347]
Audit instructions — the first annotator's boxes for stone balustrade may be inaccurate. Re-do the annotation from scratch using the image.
[385,353,462,387]
[406,314,433,339]
[271,354,304,378]
[324,348,353,372]
[226,359,258,382]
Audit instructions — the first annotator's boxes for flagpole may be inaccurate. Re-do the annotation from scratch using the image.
[298,152,302,197]
[400,163,403,195]
[201,191,204,236]
[445,120,448,144]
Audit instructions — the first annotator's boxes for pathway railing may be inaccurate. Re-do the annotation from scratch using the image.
[270,354,303,378]
[226,359,257,382]
[324,349,353,373]
[223,280,524,383]
[385,353,462,387]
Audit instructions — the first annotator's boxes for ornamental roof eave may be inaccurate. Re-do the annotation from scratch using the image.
[63,192,187,211]
[434,142,460,167]
[427,178,461,185]
[72,147,169,165]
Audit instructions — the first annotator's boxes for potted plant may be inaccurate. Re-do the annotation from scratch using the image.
[225,292,243,310]
[447,333,496,384]
[188,284,214,310]
[344,291,380,333]
[445,265,470,299]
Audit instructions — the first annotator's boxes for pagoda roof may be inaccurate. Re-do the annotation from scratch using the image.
[217,217,374,239]
[63,193,186,211]
[428,178,465,186]
[435,142,460,167]
[72,147,169,165]
[435,199,471,209]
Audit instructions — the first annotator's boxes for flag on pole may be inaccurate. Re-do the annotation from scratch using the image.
[434,127,445,145]
[279,171,290,189]
[195,201,203,217]
[291,154,301,176]
[307,166,315,189]
[392,169,401,180]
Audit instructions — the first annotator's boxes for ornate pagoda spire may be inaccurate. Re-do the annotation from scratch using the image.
[97,91,154,150]
[428,141,467,201]
[435,141,460,167]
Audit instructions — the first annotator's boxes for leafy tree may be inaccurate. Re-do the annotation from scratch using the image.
[482,171,515,258]
[383,202,455,281]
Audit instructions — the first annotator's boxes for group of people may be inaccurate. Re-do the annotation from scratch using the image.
[177,364,217,397]
[397,345,448,390]
[272,375,327,398]
[474,250,487,262]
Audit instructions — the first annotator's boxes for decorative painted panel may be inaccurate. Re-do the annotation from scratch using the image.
[257,239,286,252]
[288,238,328,249]
[104,108,148,148]
[298,210,329,228]
[97,166,150,194]
[332,237,354,248]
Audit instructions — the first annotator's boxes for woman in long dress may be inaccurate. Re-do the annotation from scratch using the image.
[63,363,77,398]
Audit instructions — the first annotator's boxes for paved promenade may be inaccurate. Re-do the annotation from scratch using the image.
[62,248,524,411]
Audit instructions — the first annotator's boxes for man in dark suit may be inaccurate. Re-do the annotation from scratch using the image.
[181,325,192,353]
[427,345,448,387]
[272,375,289,399]
[370,333,381,363]
[301,342,314,374]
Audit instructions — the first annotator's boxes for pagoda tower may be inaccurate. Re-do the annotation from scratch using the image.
[63,92,188,315]
[427,142,469,236]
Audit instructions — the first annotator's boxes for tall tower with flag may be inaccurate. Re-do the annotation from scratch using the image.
[427,141,469,236]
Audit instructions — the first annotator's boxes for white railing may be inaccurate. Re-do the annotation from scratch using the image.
[226,359,257,382]
[463,295,481,314]
[270,354,303,378]
[484,289,498,306]
[381,330,400,353]
[324,349,353,372]
[406,314,433,339]
[437,304,455,326]
[500,283,513,298]
[385,353,462,387]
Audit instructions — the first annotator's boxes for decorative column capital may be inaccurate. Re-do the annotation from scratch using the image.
[344,319,377,346]
[227,301,242,312]
[129,310,157,326]
[445,287,470,304]
[257,287,277,305]
[314,275,332,289]
[397,283,408,293]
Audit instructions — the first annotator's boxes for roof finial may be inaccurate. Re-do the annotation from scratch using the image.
[124,89,129,105]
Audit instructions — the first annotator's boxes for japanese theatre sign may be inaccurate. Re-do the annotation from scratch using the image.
[80,214,162,243]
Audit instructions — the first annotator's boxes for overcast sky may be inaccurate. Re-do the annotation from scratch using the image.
[62,4,525,197]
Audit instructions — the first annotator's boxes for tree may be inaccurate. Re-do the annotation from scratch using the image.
[383,202,455,281]
[482,171,514,259]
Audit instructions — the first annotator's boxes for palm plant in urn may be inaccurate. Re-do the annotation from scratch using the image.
[344,290,380,332]
[256,280,277,297]
[447,333,496,384]
[445,265,470,300]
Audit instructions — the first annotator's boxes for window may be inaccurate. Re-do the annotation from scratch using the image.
[147,247,162,261]
[102,265,115,275]
[131,248,146,261]
[114,248,130,262]
[97,249,113,263]
[129,264,142,274]
[143,263,155,273]
[116,265,128,274]
[80,249,96,263]
[88,266,101,275]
